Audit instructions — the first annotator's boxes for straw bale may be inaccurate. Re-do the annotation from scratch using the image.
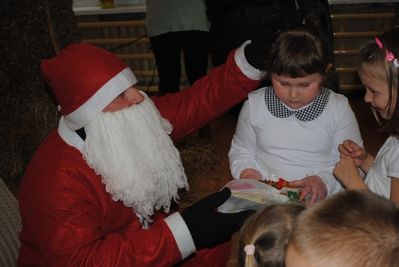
[0,0,80,190]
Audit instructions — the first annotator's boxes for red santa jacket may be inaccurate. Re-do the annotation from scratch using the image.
[18,45,262,267]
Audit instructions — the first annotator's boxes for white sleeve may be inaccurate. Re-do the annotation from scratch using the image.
[229,99,261,179]
[387,140,399,179]
[316,95,363,195]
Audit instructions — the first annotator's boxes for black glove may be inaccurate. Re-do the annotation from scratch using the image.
[244,30,277,70]
[180,187,254,250]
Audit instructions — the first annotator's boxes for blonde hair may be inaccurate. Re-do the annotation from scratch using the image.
[358,29,399,136]
[228,204,304,267]
[290,190,399,267]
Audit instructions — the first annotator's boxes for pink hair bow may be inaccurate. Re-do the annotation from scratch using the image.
[375,37,399,67]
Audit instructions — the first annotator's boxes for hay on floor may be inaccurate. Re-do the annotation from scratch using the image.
[175,135,231,210]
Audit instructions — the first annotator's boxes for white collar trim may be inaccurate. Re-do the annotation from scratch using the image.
[58,116,84,153]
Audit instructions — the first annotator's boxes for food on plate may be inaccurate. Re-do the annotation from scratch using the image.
[261,177,301,201]
[218,179,304,213]
[262,177,293,190]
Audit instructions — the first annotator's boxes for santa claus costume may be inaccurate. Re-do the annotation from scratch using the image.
[18,43,262,266]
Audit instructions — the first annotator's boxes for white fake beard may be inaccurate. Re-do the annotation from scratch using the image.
[82,95,188,222]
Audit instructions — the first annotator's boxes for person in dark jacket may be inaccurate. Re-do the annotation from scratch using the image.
[205,0,337,91]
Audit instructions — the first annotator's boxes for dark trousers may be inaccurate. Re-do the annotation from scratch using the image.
[150,30,210,95]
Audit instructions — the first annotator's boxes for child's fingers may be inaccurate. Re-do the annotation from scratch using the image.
[240,169,262,180]
[299,185,311,200]
[338,143,353,157]
[351,150,365,159]
[307,192,318,206]
[342,140,355,151]
[340,141,366,159]
[350,146,367,161]
[349,141,361,150]
[288,180,302,188]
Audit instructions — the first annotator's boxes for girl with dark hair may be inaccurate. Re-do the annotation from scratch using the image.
[333,29,399,204]
[229,28,363,206]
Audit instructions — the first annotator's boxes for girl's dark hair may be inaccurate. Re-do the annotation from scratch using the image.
[359,29,399,137]
[265,26,329,79]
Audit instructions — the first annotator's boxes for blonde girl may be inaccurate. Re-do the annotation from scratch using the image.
[333,29,399,204]
[228,204,304,267]
[286,190,399,267]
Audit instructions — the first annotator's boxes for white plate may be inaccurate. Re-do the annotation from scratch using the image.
[217,179,291,213]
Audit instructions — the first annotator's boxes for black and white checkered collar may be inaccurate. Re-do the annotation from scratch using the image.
[264,86,330,122]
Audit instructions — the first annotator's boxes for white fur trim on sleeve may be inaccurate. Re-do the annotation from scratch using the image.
[164,212,196,259]
[234,40,265,81]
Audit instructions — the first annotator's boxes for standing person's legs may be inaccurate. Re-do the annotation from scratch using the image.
[150,32,182,95]
[181,30,212,139]
[304,0,339,91]
[181,30,210,85]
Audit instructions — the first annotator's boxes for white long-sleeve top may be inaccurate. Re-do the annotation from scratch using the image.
[229,86,363,195]
[365,136,399,199]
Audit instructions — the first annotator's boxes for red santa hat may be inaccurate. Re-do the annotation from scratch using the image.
[41,43,137,130]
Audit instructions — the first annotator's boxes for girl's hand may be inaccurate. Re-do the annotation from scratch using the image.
[240,168,262,180]
[334,156,358,186]
[338,140,368,167]
[333,157,368,190]
[289,176,327,207]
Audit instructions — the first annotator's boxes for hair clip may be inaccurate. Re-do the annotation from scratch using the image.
[375,37,399,68]
[244,244,255,256]
[375,37,383,49]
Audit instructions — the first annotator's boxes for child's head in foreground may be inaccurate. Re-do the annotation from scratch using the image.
[228,204,304,267]
[286,190,399,267]
[357,28,399,136]
[265,27,331,110]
